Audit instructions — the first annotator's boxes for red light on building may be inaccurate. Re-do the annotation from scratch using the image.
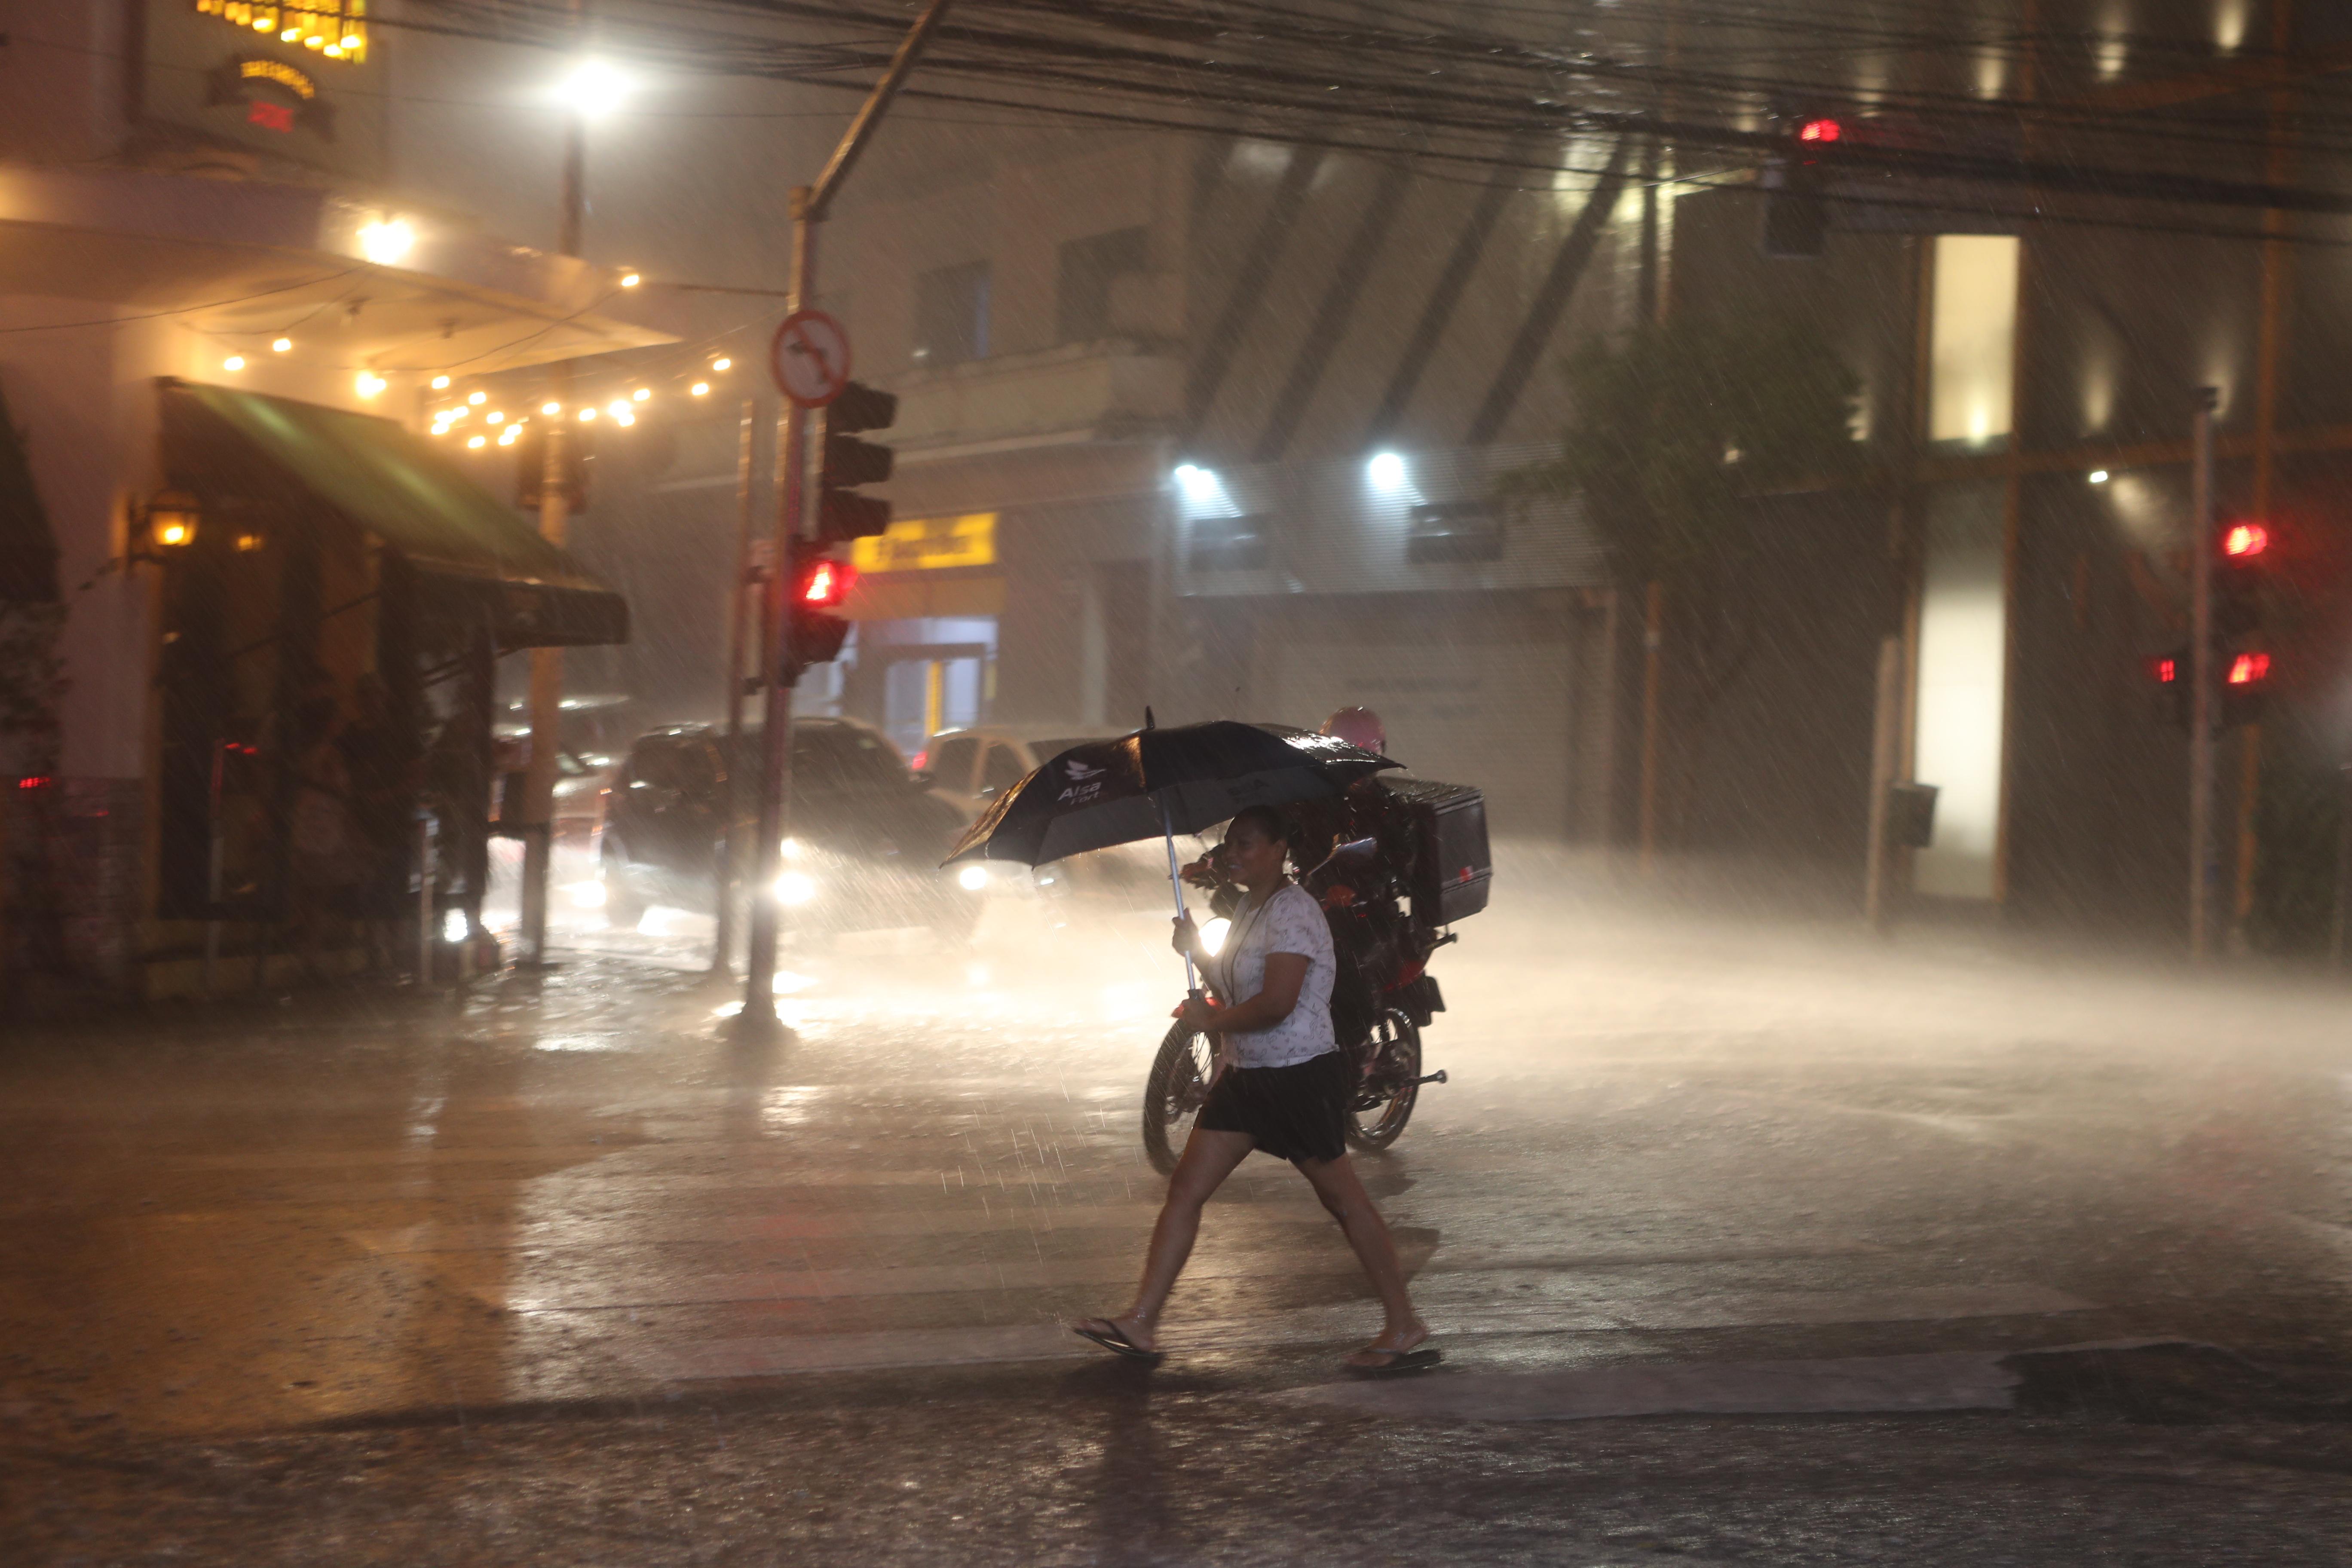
[799,557,855,607]
[2153,656,2178,685]
[2222,522,2270,558]
[1797,117,1843,144]
[2228,651,2271,686]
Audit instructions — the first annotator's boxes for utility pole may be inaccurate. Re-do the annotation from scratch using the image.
[2188,385,2220,964]
[739,0,953,1029]
[711,398,760,977]
[519,0,590,968]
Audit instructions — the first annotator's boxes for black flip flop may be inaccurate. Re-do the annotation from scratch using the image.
[1346,1346,1443,1377]
[1073,1319,1165,1366]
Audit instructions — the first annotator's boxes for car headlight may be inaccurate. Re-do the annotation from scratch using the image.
[1198,916,1231,956]
[775,871,818,905]
[779,837,805,861]
[956,864,989,892]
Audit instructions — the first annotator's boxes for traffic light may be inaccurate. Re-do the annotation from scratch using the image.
[1761,115,1843,258]
[784,553,856,674]
[2148,519,2278,729]
[816,381,898,545]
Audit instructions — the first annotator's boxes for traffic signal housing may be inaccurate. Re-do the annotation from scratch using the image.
[2147,518,2278,729]
[784,553,856,674]
[1761,115,1843,258]
[816,381,898,545]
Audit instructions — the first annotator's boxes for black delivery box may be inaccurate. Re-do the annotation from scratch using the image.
[1377,776,1492,923]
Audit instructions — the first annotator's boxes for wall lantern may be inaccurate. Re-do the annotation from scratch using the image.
[145,490,202,550]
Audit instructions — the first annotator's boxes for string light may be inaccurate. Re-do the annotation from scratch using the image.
[632,388,651,401]
[432,375,452,390]
[486,411,504,424]
[620,272,642,288]
[616,410,636,426]
[223,355,245,371]
[355,371,387,398]
[467,434,487,449]
[691,382,710,396]
[271,338,292,353]
[467,391,486,405]
[542,401,561,415]
[712,358,732,372]
[578,407,597,421]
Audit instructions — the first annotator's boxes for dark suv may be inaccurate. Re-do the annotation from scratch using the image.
[597,718,984,940]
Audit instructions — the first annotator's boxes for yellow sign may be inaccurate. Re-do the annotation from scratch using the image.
[851,513,997,574]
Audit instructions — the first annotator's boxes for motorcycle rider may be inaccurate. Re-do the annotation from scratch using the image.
[1183,706,1416,910]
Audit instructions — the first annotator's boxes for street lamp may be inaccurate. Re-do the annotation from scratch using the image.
[553,58,635,118]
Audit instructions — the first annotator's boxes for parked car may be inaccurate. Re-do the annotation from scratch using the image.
[917,724,1165,899]
[598,718,985,940]
[916,725,1119,818]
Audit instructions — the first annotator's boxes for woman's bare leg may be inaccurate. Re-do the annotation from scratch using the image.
[1295,1153,1427,1365]
[1079,1127,1253,1353]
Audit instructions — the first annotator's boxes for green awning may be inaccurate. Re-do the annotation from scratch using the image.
[159,379,628,648]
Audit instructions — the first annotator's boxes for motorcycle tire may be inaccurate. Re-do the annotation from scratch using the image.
[1141,1020,1218,1176]
[1344,1010,1421,1153]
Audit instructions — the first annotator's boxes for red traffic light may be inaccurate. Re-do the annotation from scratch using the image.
[1796,117,1843,144]
[2227,651,2271,686]
[2221,522,2269,559]
[798,556,856,608]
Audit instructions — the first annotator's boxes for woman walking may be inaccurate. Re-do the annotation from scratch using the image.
[1073,803,1434,1374]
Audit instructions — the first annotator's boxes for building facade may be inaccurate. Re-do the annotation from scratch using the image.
[0,1,662,1002]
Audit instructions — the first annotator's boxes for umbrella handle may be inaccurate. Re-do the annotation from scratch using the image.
[1159,792,1199,993]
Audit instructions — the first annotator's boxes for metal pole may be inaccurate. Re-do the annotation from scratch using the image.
[417,815,435,985]
[520,0,590,968]
[2189,385,2219,964]
[741,0,952,1028]
[1862,635,1902,932]
[711,399,758,977]
[742,202,813,1027]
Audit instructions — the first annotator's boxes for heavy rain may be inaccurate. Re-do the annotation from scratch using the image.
[4,2,2352,1563]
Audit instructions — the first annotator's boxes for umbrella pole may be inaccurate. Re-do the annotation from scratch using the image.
[1158,793,1199,994]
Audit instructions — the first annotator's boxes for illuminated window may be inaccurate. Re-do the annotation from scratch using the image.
[1927,235,2020,450]
[193,3,368,64]
[1912,483,2006,900]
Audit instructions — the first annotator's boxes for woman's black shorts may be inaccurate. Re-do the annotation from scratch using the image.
[1196,1049,1351,1164]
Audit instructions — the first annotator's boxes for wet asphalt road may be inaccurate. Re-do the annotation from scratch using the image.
[6,846,2352,1565]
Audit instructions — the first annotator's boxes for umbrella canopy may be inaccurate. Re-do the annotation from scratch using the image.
[942,720,1396,868]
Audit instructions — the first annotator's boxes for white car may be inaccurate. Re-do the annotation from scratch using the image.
[917,724,1169,899]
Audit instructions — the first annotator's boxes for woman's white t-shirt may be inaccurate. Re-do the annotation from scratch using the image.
[1208,881,1336,1068]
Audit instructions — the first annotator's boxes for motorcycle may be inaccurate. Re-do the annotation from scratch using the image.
[1139,836,1452,1175]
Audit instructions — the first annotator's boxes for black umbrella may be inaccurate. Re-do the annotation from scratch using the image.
[943,716,1397,989]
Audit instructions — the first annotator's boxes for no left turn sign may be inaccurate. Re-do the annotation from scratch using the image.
[770,309,853,407]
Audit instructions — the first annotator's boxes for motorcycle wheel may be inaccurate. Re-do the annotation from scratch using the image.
[1141,1020,1218,1176]
[1344,1010,1421,1152]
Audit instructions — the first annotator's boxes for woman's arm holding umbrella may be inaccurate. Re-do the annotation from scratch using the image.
[1173,954,1307,1036]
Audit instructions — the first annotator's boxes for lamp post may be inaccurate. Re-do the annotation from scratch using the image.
[518,15,629,967]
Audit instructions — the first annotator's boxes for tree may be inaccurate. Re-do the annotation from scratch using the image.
[1501,316,1864,858]
[1502,315,1863,585]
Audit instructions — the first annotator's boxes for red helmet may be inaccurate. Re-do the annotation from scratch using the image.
[1320,706,1386,754]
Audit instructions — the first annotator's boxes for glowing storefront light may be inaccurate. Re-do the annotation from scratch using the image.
[1927,235,2020,449]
